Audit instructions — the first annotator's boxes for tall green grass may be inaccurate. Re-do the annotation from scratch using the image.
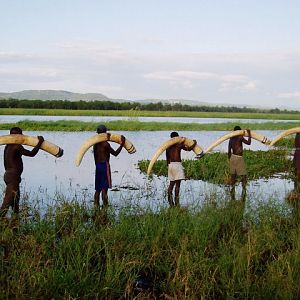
[1,107,300,120]
[1,198,300,299]
[139,149,293,183]
[0,120,299,131]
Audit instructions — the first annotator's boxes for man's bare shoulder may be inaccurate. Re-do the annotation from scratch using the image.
[6,144,23,151]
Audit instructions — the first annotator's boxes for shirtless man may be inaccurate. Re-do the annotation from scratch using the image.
[293,133,300,191]
[166,132,196,207]
[93,124,125,208]
[228,126,251,197]
[0,127,44,217]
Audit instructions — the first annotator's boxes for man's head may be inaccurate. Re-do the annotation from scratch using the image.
[234,126,241,131]
[170,131,179,138]
[10,127,22,135]
[96,124,108,134]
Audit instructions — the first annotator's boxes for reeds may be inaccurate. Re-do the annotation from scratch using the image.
[0,120,299,131]
[1,197,300,299]
[1,107,300,120]
[139,149,293,184]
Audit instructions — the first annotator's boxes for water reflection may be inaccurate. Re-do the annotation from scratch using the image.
[0,130,294,212]
[0,115,298,124]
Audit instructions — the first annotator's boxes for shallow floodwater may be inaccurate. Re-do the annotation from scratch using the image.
[0,114,298,124]
[0,129,295,213]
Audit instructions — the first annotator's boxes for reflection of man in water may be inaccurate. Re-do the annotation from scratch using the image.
[93,124,125,208]
[0,127,44,217]
[228,126,251,199]
[166,132,196,207]
[293,133,300,192]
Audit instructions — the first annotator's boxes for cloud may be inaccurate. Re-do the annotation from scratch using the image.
[278,91,300,99]
[144,70,257,92]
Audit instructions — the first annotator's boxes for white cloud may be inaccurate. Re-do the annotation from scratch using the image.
[144,70,257,92]
[278,91,300,99]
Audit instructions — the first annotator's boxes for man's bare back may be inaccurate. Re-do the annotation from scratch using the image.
[166,144,184,164]
[93,135,125,163]
[228,130,251,158]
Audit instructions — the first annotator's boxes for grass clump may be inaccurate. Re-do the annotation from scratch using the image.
[1,199,300,299]
[0,120,299,131]
[1,107,300,120]
[139,149,292,183]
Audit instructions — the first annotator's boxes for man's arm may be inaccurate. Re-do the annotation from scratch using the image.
[243,129,251,145]
[166,149,170,165]
[183,140,197,151]
[110,135,125,157]
[228,139,232,159]
[21,136,44,157]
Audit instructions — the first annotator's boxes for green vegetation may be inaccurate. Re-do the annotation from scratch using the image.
[139,150,293,183]
[0,120,299,132]
[1,98,299,114]
[1,107,300,120]
[1,198,300,299]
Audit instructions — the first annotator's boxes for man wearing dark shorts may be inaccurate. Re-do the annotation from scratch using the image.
[228,126,251,200]
[0,127,44,217]
[93,125,125,208]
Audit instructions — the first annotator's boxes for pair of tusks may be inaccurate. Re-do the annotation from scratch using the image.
[147,137,203,175]
[269,127,300,147]
[75,133,136,166]
[147,130,271,175]
[204,130,271,154]
[0,134,63,157]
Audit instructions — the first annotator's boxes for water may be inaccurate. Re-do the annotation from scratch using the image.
[0,129,294,213]
[0,114,298,124]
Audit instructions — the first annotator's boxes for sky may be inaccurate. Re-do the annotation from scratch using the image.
[0,0,300,109]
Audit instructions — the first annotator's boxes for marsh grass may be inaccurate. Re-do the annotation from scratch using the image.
[0,120,299,131]
[1,108,300,120]
[139,149,293,184]
[1,197,300,299]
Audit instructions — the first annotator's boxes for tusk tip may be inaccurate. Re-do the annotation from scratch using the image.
[55,148,64,158]
[196,151,205,159]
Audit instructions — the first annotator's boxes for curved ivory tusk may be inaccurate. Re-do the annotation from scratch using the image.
[204,130,271,154]
[75,133,136,166]
[147,136,203,175]
[0,134,64,157]
[269,127,300,147]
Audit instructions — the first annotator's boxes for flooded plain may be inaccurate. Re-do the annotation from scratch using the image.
[1,114,299,124]
[0,128,295,213]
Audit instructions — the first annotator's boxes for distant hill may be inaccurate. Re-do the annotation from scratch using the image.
[0,90,298,111]
[0,90,112,101]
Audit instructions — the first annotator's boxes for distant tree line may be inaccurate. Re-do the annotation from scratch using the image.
[0,98,298,114]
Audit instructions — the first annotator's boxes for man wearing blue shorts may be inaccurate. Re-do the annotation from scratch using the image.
[93,125,125,208]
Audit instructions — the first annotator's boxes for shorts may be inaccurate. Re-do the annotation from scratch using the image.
[168,162,185,181]
[230,154,247,176]
[95,162,112,190]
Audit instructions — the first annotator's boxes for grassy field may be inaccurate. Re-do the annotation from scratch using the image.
[0,119,299,132]
[1,107,300,120]
[1,197,300,299]
[139,149,293,183]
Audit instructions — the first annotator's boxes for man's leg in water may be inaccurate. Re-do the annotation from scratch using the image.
[12,187,20,215]
[230,174,236,201]
[101,188,108,208]
[241,175,247,200]
[295,169,300,192]
[94,190,100,208]
[0,183,18,217]
[174,180,181,206]
[168,181,175,207]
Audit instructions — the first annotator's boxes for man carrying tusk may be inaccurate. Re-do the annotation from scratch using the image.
[0,127,44,218]
[228,126,251,201]
[93,124,125,209]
